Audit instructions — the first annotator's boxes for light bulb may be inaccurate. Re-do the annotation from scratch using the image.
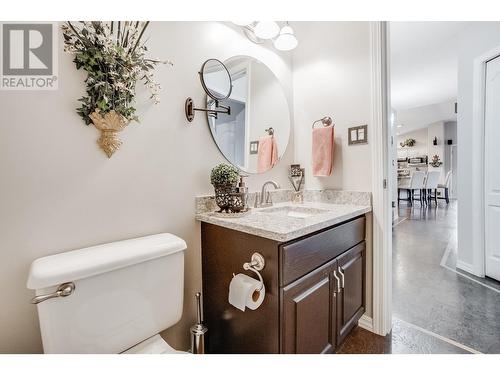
[273,25,298,51]
[253,21,280,40]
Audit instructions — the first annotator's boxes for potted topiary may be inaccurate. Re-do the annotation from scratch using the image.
[210,164,240,212]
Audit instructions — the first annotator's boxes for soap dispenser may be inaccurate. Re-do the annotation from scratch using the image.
[236,175,249,211]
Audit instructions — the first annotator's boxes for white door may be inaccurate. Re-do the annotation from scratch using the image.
[484,55,500,281]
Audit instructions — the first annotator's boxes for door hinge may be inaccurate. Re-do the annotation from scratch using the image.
[383,179,387,189]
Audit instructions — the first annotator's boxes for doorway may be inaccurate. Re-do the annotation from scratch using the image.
[386,21,500,354]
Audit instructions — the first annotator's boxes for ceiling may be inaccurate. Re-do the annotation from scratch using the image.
[390,22,471,111]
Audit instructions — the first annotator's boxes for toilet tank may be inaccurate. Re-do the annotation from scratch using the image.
[27,233,186,354]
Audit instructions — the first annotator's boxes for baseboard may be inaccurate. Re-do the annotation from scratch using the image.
[456,260,475,275]
[358,314,374,332]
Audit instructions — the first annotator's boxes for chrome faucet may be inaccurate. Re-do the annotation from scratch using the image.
[255,181,280,208]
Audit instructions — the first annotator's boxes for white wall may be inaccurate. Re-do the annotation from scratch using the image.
[397,127,428,159]
[291,22,373,317]
[292,22,372,191]
[457,22,500,273]
[427,121,445,181]
[0,21,295,353]
[395,100,456,135]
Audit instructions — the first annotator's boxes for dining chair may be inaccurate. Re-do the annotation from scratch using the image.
[398,171,426,206]
[424,171,441,206]
[437,170,452,204]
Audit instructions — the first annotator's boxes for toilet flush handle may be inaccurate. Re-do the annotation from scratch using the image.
[31,282,75,304]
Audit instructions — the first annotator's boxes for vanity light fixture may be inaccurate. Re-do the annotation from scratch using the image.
[273,24,298,51]
[232,21,298,51]
[253,21,280,40]
[231,21,254,26]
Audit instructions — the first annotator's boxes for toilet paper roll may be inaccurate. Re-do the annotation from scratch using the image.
[228,273,265,312]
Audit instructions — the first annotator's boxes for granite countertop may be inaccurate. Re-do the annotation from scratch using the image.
[195,190,372,242]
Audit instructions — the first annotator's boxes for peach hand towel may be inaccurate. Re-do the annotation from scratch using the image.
[312,126,334,176]
[257,135,278,173]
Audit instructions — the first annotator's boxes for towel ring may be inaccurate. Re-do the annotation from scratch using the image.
[312,116,334,129]
[265,127,275,136]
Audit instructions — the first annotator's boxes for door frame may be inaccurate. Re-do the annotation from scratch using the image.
[450,144,457,199]
[469,47,500,277]
[369,21,392,336]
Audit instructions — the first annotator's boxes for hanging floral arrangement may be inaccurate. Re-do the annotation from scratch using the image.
[61,21,172,157]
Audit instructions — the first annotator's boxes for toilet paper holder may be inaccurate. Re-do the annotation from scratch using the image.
[241,252,265,291]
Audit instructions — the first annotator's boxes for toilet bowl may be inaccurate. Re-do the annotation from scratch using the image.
[123,334,186,354]
[27,233,187,354]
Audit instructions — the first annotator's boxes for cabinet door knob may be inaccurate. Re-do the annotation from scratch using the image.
[338,267,345,289]
[332,270,341,293]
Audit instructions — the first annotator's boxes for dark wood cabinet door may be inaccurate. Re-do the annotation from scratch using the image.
[336,242,366,343]
[282,260,337,354]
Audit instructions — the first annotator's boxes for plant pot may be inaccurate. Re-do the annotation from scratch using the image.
[214,184,236,213]
[229,192,246,213]
[89,109,129,158]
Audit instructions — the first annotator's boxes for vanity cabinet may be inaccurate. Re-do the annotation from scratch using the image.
[201,215,366,354]
[282,259,338,354]
[281,242,365,353]
[337,242,366,343]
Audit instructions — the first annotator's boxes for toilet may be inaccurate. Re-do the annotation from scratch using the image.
[26,233,187,354]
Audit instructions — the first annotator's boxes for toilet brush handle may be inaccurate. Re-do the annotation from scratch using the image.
[195,292,203,324]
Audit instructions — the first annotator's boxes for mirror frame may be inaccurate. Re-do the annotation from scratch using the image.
[185,59,233,123]
[206,55,291,174]
[199,59,233,101]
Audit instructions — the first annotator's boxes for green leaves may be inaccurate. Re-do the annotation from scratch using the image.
[210,164,240,186]
[97,98,108,111]
[62,21,169,125]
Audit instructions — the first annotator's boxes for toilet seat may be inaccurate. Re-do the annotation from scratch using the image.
[122,334,187,354]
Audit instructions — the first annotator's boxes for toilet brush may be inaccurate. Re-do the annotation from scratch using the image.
[190,292,208,354]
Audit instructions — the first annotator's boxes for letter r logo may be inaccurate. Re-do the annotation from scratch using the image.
[2,23,53,76]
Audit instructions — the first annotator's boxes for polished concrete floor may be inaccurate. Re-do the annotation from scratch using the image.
[340,200,500,354]
[392,200,500,354]
[338,318,470,354]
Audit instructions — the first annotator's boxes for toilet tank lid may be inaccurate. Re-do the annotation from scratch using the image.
[27,233,187,290]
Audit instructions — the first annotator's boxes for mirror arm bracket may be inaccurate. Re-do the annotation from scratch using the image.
[185,97,231,123]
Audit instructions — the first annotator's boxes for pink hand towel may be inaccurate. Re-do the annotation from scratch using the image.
[312,126,334,176]
[257,135,278,173]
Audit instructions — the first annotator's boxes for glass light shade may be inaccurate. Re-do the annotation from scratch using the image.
[273,25,298,51]
[232,21,254,26]
[254,21,280,40]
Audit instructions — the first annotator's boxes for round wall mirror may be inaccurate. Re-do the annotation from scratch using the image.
[200,59,232,100]
[207,56,291,174]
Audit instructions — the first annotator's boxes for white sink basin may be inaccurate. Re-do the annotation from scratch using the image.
[259,206,330,219]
